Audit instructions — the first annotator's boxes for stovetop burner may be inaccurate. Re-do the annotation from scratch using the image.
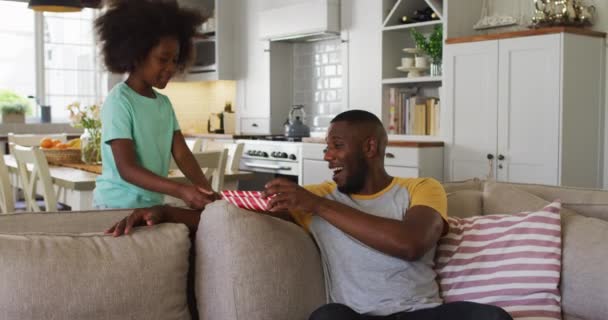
[234,135,304,142]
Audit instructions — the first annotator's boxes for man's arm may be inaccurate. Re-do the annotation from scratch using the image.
[265,179,445,261]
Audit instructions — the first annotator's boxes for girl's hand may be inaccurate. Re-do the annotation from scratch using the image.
[178,185,218,210]
[105,205,167,237]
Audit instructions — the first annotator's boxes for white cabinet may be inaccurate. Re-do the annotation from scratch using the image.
[177,0,235,81]
[302,142,444,185]
[341,0,382,116]
[236,0,293,134]
[446,31,605,188]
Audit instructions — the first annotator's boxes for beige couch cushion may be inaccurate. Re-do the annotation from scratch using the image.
[0,209,131,234]
[0,223,191,320]
[196,200,325,320]
[447,190,482,218]
[482,181,608,319]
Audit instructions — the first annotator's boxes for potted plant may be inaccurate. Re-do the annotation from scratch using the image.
[0,90,31,123]
[410,25,443,76]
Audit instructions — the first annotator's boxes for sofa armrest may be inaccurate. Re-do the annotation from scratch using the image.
[195,200,326,320]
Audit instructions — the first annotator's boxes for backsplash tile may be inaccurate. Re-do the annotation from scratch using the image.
[293,38,344,132]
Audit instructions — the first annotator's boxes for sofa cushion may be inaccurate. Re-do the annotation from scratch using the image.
[195,200,325,320]
[435,202,562,320]
[447,190,482,218]
[0,223,191,320]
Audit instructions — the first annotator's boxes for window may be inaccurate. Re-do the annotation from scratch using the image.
[0,2,106,121]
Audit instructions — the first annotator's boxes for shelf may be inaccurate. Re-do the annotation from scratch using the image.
[382,76,442,84]
[387,134,444,142]
[382,0,443,28]
[383,20,442,32]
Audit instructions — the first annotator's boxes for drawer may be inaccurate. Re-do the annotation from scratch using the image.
[240,118,269,134]
[302,143,326,160]
[384,146,420,167]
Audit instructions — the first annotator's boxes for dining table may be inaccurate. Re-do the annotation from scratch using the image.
[3,155,253,211]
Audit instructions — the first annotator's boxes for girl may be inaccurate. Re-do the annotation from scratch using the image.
[93,0,217,209]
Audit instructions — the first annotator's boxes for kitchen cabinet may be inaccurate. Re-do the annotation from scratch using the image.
[176,0,235,81]
[446,30,605,188]
[341,0,382,116]
[302,142,443,185]
[236,0,293,134]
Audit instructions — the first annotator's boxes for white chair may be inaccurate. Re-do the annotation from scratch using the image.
[11,145,59,212]
[170,149,228,192]
[8,133,67,149]
[0,155,15,214]
[201,140,244,172]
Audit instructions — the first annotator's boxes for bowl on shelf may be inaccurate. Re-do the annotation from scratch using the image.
[396,66,429,78]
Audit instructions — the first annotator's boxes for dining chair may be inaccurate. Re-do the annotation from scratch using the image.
[11,144,59,212]
[201,140,244,172]
[8,133,67,149]
[0,155,15,214]
[170,149,228,192]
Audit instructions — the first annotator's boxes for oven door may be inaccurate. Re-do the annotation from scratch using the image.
[238,157,300,190]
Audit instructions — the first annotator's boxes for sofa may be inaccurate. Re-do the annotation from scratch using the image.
[0,179,607,320]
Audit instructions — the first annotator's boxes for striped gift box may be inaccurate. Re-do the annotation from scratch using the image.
[220,190,271,211]
[435,202,562,320]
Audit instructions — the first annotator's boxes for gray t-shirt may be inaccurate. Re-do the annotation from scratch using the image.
[294,177,447,316]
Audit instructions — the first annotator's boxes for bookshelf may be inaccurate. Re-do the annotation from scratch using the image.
[381,0,445,141]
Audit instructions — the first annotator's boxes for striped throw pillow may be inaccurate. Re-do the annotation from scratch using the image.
[435,202,562,320]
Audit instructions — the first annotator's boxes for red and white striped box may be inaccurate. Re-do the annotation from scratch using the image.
[220,190,271,212]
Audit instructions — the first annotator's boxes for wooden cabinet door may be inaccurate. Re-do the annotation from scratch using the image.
[446,40,499,182]
[496,35,560,185]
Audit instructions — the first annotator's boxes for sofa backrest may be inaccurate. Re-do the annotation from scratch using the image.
[444,179,608,320]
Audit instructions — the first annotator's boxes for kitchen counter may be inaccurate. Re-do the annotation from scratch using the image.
[302,137,444,148]
[182,132,235,139]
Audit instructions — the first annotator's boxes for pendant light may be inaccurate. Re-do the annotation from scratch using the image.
[28,0,83,12]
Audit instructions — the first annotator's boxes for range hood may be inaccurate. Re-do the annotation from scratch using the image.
[259,0,340,42]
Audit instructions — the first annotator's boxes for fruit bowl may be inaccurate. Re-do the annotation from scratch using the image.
[41,148,82,164]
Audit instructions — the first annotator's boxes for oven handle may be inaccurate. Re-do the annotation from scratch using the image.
[244,162,292,171]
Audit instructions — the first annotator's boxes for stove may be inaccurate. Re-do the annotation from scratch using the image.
[233,134,304,142]
[236,139,303,188]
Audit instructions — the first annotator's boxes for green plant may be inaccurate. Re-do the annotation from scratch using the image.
[0,89,31,114]
[410,25,443,63]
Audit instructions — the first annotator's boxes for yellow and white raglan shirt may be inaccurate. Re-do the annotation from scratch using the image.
[291,177,448,316]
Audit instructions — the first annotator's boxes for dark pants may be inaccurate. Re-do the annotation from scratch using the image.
[309,302,513,320]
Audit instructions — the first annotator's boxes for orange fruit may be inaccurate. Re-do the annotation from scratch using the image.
[40,138,54,149]
[52,140,62,147]
[55,143,68,149]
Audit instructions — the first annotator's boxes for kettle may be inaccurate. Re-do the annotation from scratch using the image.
[284,105,310,138]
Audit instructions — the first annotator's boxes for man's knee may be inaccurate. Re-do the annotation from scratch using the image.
[309,303,360,320]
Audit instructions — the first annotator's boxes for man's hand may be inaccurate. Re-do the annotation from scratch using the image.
[179,185,220,210]
[264,178,323,213]
[105,205,167,237]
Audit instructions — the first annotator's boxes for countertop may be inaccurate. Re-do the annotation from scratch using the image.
[182,132,234,139]
[446,26,606,45]
[302,137,444,148]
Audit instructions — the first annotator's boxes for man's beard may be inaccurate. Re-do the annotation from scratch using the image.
[337,154,368,194]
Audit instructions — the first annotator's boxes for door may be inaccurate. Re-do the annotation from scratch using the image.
[446,40,499,181]
[496,35,560,185]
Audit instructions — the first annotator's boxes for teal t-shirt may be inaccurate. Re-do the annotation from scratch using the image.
[93,82,180,208]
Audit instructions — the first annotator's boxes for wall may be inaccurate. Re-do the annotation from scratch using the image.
[159,81,236,134]
[292,38,345,133]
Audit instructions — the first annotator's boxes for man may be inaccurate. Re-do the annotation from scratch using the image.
[107,110,512,320]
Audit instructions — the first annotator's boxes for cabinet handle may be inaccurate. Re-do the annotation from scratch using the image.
[252,123,258,127]
[385,153,395,159]
[498,164,504,169]
[487,153,494,160]
[498,154,505,161]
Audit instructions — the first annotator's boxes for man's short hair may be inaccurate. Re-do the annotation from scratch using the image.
[331,110,383,126]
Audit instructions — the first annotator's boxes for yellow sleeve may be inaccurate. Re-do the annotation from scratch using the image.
[289,181,336,232]
[397,178,447,221]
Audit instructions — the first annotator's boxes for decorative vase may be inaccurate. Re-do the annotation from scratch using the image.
[430,61,442,77]
[81,128,101,164]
